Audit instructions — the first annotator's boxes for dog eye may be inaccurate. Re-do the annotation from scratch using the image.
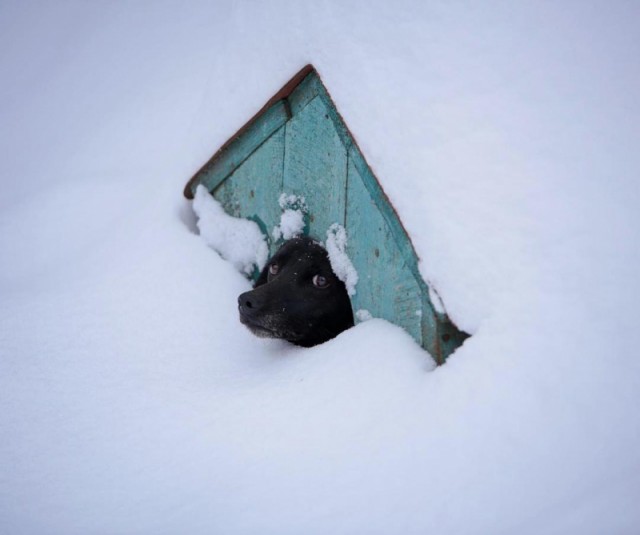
[269,263,279,276]
[312,274,329,288]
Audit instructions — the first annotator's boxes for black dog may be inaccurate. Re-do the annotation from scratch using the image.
[238,237,354,347]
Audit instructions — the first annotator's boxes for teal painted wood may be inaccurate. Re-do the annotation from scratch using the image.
[213,126,286,259]
[186,65,469,363]
[348,146,423,288]
[186,100,289,197]
[288,73,322,115]
[288,76,352,149]
[346,158,424,345]
[283,96,347,239]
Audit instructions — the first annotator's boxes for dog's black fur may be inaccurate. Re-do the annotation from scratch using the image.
[238,237,354,347]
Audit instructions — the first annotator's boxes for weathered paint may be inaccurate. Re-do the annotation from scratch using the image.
[185,65,469,363]
[346,157,423,344]
[194,101,289,196]
[283,96,347,239]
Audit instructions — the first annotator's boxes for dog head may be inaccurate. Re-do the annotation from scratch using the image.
[237,237,354,347]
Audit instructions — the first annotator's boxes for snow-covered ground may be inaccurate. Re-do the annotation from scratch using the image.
[1,2,639,533]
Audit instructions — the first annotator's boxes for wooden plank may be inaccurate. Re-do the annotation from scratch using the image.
[346,157,424,346]
[288,72,323,116]
[288,71,352,150]
[214,126,286,263]
[347,144,468,362]
[187,100,289,197]
[283,96,348,240]
[348,145,424,286]
[318,94,352,153]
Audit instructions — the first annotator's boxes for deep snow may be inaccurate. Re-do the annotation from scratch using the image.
[1,1,640,534]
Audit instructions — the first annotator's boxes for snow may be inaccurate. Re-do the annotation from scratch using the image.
[272,193,307,241]
[355,309,373,322]
[193,185,268,275]
[325,223,359,296]
[272,209,304,241]
[1,1,640,534]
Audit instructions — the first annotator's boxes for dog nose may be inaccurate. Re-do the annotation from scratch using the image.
[238,291,259,312]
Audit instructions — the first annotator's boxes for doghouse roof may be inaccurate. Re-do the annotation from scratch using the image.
[185,65,468,363]
[184,65,316,200]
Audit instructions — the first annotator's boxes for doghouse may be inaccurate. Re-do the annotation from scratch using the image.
[184,65,468,363]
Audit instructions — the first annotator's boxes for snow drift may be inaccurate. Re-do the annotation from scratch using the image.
[1,2,639,534]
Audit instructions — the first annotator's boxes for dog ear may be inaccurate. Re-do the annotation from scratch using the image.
[254,262,270,288]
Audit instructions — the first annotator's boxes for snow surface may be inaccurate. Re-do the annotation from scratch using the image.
[193,185,268,275]
[1,1,640,534]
